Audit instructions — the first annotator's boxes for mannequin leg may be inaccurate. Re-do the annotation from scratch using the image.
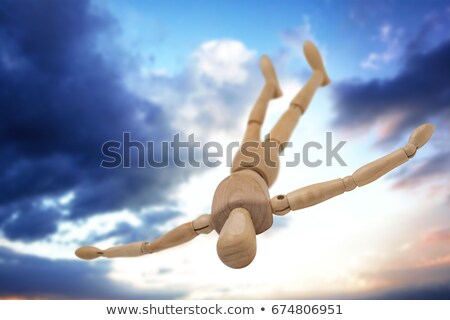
[269,71,323,151]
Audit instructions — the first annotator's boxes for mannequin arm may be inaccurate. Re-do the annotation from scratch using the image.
[270,124,434,215]
[75,214,213,260]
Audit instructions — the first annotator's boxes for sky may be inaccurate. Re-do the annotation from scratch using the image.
[0,0,449,299]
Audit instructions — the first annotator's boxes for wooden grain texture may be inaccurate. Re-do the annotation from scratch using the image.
[303,40,330,86]
[286,178,345,211]
[192,214,214,234]
[211,170,272,234]
[231,142,280,187]
[269,105,304,147]
[408,123,435,150]
[242,56,282,143]
[269,41,330,147]
[75,242,144,260]
[352,148,408,186]
[216,207,257,269]
[289,71,324,114]
[260,55,283,98]
[243,83,276,143]
[143,222,198,253]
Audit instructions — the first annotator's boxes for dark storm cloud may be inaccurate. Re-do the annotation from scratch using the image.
[393,151,450,197]
[367,281,450,300]
[326,281,450,300]
[0,248,184,299]
[361,264,450,300]
[406,151,450,179]
[2,202,60,240]
[332,38,450,144]
[304,265,450,300]
[0,0,191,240]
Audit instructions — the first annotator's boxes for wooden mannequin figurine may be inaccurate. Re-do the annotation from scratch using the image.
[75,41,434,269]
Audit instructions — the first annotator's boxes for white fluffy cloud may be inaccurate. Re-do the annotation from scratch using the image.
[126,39,262,140]
[193,40,256,86]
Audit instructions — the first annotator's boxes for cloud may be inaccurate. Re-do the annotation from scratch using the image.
[275,19,318,77]
[280,20,313,49]
[358,279,450,300]
[393,151,450,196]
[2,203,60,241]
[361,23,403,70]
[348,2,392,28]
[417,255,450,269]
[407,10,450,54]
[357,265,450,300]
[334,11,450,147]
[193,40,256,86]
[315,280,450,300]
[0,0,194,240]
[332,38,450,145]
[0,247,184,299]
[125,39,263,140]
[422,228,450,244]
[332,221,450,300]
[112,209,181,244]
